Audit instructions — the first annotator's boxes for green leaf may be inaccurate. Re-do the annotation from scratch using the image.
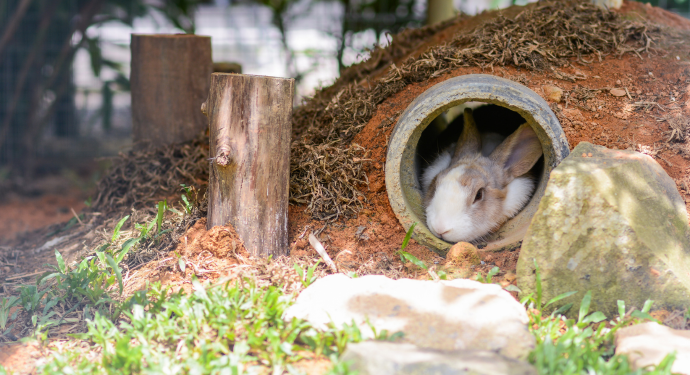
[485,266,500,283]
[519,293,534,306]
[544,291,577,308]
[401,222,417,251]
[553,303,573,315]
[578,291,593,323]
[105,254,123,295]
[156,201,166,235]
[400,251,427,270]
[617,300,626,318]
[55,249,66,274]
[631,310,658,322]
[96,252,106,267]
[293,263,304,280]
[504,284,521,293]
[582,311,607,324]
[116,238,140,263]
[641,299,654,313]
[112,216,130,243]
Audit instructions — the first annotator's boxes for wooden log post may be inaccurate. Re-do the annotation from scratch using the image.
[205,74,294,257]
[130,34,212,149]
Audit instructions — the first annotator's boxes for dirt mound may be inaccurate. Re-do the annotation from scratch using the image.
[287,1,690,280]
[290,0,660,221]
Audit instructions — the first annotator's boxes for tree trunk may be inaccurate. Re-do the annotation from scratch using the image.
[205,73,294,258]
[130,34,212,149]
[426,0,455,25]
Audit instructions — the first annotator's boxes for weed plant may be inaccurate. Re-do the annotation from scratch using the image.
[524,261,675,375]
[38,277,360,374]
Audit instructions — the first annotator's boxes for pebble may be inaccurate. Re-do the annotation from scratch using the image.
[542,85,563,103]
[610,88,627,97]
[446,241,481,266]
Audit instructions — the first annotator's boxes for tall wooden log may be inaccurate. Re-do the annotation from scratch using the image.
[205,73,294,257]
[130,34,212,149]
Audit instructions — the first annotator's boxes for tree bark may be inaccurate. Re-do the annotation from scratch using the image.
[205,73,294,258]
[131,34,212,149]
[426,0,455,25]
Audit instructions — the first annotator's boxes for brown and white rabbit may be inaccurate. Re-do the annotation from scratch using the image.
[422,108,543,243]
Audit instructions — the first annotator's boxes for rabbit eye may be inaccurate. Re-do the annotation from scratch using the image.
[474,188,484,203]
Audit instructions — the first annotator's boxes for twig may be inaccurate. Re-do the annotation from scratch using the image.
[624,87,632,100]
[308,233,337,273]
[6,270,45,281]
[70,208,83,226]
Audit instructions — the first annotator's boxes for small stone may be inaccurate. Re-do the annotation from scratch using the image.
[285,274,535,359]
[616,79,622,85]
[615,322,690,374]
[446,241,481,266]
[342,341,537,375]
[542,85,563,103]
[610,88,627,97]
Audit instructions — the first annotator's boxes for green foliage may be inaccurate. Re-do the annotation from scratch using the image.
[525,261,674,375]
[40,278,364,374]
[0,296,20,334]
[294,261,321,288]
[398,222,427,270]
[475,266,500,283]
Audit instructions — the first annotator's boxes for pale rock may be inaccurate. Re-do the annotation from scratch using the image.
[445,241,480,266]
[615,322,690,374]
[517,143,690,317]
[341,341,536,375]
[542,85,563,103]
[610,88,627,97]
[284,274,534,359]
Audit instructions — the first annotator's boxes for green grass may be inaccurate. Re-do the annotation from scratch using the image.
[523,260,675,375]
[38,278,360,374]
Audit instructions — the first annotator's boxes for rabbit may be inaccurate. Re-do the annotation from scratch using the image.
[422,108,543,244]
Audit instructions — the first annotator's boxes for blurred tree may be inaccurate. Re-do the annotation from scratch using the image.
[0,0,199,177]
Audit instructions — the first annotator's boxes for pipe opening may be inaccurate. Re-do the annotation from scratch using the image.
[385,74,570,255]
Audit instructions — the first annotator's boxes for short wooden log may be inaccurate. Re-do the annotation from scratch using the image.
[130,34,212,149]
[205,73,294,257]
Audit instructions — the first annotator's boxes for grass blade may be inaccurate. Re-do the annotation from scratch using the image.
[544,291,577,308]
[111,215,130,243]
[578,291,593,323]
[116,238,140,263]
[55,249,66,274]
[401,223,417,251]
[400,251,427,270]
[105,254,123,295]
[641,299,654,313]
[617,300,625,319]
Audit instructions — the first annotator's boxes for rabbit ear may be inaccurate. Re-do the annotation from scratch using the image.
[452,108,482,162]
[490,123,543,178]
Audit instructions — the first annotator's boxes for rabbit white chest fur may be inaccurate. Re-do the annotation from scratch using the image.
[422,108,542,244]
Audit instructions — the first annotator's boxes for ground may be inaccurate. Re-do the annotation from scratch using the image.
[2,1,690,373]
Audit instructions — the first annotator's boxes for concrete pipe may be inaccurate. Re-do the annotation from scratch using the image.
[385,74,570,255]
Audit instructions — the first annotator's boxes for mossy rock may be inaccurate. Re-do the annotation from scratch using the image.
[517,142,690,317]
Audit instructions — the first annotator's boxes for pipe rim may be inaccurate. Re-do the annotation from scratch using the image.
[385,74,570,255]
